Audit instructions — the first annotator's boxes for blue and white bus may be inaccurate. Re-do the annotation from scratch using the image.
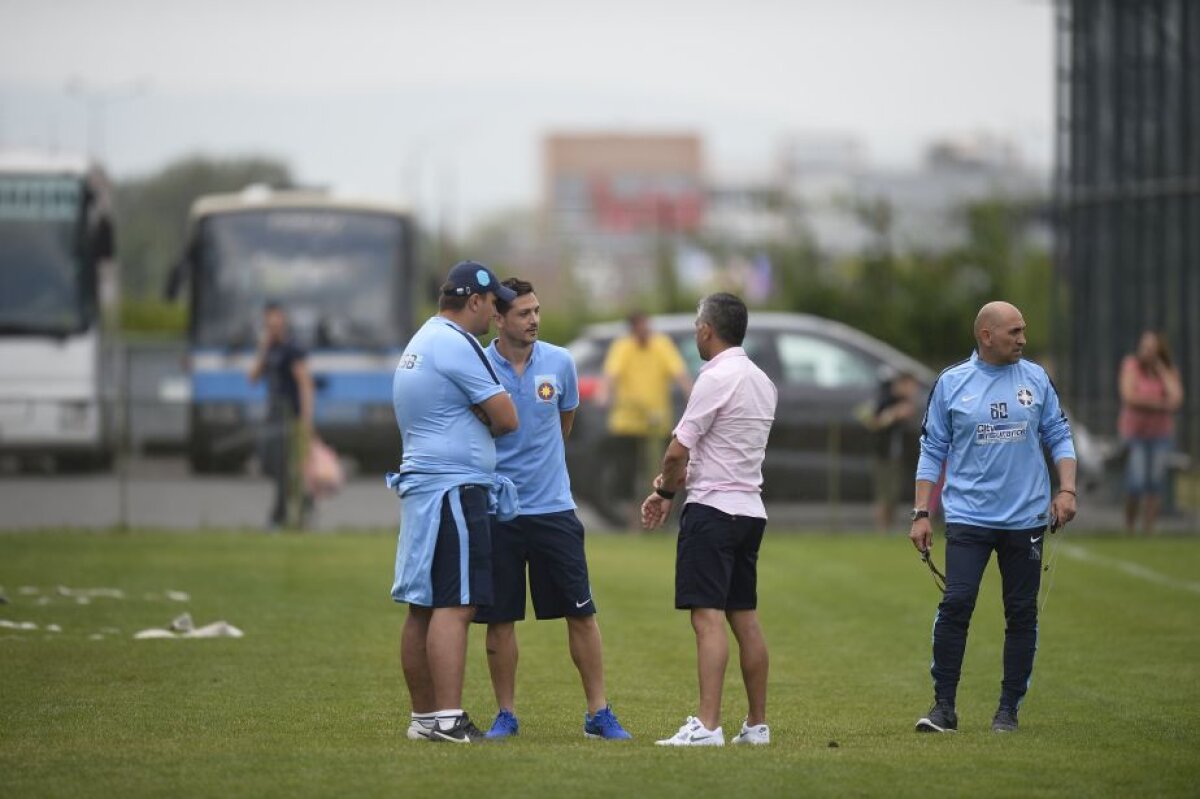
[167,189,415,473]
[0,151,117,470]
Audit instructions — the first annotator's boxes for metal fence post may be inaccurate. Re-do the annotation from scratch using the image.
[828,420,841,531]
[116,341,130,532]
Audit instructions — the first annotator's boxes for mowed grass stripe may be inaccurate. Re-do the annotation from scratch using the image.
[1,531,1197,798]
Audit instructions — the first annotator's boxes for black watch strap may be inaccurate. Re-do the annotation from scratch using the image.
[911,509,930,522]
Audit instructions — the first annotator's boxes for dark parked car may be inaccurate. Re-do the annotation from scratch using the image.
[564,312,1105,524]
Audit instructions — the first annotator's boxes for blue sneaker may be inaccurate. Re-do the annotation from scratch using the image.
[584,705,632,740]
[485,709,519,739]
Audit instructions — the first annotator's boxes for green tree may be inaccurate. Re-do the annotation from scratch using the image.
[116,154,294,300]
[763,194,1051,371]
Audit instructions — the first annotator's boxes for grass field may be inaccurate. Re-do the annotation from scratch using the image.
[2,529,1198,798]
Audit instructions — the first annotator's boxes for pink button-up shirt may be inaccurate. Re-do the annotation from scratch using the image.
[673,346,778,519]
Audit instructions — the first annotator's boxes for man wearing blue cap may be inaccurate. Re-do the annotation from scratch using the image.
[389,260,520,744]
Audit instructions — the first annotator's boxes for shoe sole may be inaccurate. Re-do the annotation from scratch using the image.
[731,737,770,745]
[654,739,725,746]
[915,718,957,733]
[430,731,476,744]
[584,732,632,740]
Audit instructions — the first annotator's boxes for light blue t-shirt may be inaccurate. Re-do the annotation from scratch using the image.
[485,340,579,514]
[917,351,1075,530]
[393,316,506,475]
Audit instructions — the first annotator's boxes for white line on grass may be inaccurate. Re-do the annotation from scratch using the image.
[1060,544,1200,596]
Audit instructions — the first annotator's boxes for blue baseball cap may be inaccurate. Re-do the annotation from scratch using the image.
[442,260,516,303]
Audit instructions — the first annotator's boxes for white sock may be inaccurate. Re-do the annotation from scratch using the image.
[411,712,436,728]
[435,709,464,731]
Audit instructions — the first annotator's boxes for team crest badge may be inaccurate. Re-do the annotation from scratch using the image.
[535,375,557,403]
[1016,386,1034,407]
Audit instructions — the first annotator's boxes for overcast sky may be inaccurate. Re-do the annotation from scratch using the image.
[0,0,1054,229]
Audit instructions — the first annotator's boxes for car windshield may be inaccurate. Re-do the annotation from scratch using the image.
[670,330,771,376]
[193,209,407,349]
[0,174,85,334]
[775,332,879,388]
[570,326,772,377]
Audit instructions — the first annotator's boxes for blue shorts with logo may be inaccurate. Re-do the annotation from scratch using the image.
[421,484,494,609]
[474,510,595,623]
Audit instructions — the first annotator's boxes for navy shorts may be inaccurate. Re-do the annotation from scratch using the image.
[675,503,765,611]
[474,511,595,623]
[425,485,493,609]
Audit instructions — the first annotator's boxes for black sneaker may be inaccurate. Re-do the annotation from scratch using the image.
[915,701,958,733]
[991,706,1018,733]
[430,714,488,744]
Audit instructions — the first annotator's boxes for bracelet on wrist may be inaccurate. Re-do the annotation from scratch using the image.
[655,487,676,500]
[1057,488,1077,497]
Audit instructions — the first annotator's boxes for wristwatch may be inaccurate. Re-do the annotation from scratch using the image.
[910,508,930,522]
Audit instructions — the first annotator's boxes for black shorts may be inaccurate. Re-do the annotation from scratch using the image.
[474,511,595,623]
[426,485,493,609]
[675,502,765,611]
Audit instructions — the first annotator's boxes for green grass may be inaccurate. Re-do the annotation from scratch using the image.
[1,530,1198,798]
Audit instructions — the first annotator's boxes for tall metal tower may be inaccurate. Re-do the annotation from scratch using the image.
[1053,0,1200,457]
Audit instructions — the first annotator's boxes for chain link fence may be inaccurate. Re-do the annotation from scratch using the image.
[1,339,1197,532]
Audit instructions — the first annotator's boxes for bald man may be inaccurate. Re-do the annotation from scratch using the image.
[909,301,1077,734]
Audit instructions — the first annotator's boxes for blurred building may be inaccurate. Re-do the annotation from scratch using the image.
[542,133,704,306]
[1052,0,1200,456]
[537,129,1050,309]
[702,132,1048,256]
[788,133,1045,255]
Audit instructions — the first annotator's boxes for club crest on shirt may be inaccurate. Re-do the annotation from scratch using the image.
[535,375,557,403]
[1016,386,1034,407]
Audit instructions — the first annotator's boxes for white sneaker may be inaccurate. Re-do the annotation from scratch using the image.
[731,719,770,745]
[655,716,725,747]
[406,718,435,741]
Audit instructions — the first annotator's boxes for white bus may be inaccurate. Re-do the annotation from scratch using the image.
[166,189,416,473]
[0,152,117,470]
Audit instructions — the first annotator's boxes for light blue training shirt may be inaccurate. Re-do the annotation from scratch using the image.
[388,316,511,605]
[485,339,579,515]
[393,316,506,475]
[916,351,1075,530]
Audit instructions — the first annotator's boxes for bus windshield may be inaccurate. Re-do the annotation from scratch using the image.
[0,175,85,335]
[193,208,407,349]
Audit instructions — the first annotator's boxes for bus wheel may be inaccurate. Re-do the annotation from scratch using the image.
[188,444,245,474]
[54,451,113,473]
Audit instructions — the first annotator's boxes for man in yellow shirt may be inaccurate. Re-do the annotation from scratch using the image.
[601,312,692,524]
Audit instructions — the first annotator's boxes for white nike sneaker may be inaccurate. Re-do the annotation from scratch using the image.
[731,719,770,745]
[655,716,725,747]
[406,718,435,741]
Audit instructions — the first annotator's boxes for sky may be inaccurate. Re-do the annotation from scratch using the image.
[0,0,1054,231]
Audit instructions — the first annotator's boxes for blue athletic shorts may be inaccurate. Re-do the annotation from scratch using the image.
[423,484,494,609]
[675,502,765,611]
[474,510,595,623]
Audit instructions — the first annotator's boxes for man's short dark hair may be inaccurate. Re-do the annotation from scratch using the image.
[495,278,534,315]
[697,292,748,346]
[438,281,470,312]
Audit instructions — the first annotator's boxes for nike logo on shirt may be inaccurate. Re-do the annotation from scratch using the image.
[576,598,593,608]
[961,394,977,403]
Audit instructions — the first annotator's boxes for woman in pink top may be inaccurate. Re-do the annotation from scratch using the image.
[1117,330,1184,534]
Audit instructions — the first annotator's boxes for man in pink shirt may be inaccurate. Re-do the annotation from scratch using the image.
[641,292,778,747]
